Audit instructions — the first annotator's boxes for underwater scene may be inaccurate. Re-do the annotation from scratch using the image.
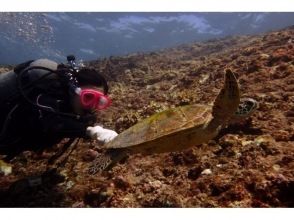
[0,12,294,207]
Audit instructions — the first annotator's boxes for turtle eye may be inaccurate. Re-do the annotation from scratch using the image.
[245,100,255,109]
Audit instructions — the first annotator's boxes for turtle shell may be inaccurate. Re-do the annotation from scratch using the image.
[106,104,212,149]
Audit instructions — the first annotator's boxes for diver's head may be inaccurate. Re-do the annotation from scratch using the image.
[75,68,109,95]
[70,68,111,115]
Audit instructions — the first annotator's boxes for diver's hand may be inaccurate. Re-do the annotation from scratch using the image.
[86,126,118,144]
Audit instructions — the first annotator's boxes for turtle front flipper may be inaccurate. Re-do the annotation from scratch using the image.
[212,69,240,123]
[88,148,128,175]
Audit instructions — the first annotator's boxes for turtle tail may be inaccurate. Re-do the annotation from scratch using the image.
[88,149,128,175]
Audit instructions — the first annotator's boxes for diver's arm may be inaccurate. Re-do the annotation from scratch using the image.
[39,114,91,138]
[40,114,117,143]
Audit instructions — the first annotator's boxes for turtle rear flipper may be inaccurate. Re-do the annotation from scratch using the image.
[89,149,128,175]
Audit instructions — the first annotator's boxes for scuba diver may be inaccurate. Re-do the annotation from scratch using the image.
[0,55,118,159]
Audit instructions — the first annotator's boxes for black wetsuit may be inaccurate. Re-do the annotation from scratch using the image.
[0,59,96,158]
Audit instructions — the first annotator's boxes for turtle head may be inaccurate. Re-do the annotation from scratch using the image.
[228,98,259,124]
[236,98,259,117]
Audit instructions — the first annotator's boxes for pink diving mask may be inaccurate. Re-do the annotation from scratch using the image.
[80,89,111,110]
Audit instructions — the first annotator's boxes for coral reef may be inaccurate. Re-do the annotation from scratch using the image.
[0,27,294,207]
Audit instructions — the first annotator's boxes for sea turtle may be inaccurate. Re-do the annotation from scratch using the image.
[89,69,258,174]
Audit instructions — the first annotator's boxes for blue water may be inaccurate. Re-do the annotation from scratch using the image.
[0,12,294,64]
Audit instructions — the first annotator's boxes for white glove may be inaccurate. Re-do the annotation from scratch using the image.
[86,126,118,144]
